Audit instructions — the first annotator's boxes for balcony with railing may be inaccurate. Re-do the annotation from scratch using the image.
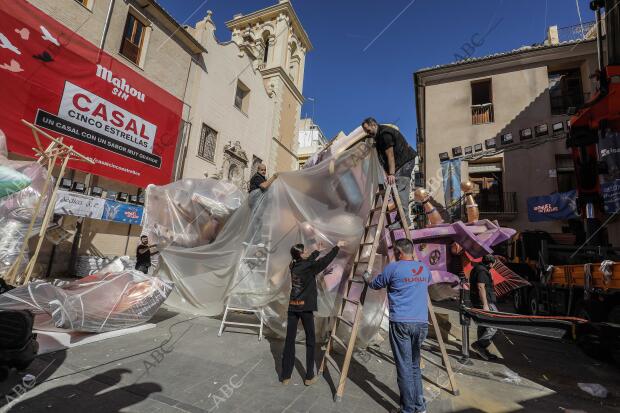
[471,103,494,125]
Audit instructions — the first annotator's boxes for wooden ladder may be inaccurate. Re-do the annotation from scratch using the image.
[318,183,458,402]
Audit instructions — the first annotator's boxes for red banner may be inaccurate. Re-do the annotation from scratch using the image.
[0,0,183,187]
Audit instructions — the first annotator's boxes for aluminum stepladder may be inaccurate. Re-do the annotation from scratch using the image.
[318,183,459,402]
[218,193,273,341]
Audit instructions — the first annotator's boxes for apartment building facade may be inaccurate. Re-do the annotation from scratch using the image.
[2,0,204,275]
[296,118,327,168]
[414,30,618,241]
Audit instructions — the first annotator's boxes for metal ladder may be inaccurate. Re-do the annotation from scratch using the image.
[218,194,273,341]
[318,183,458,402]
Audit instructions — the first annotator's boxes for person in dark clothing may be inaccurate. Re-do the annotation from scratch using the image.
[362,117,417,225]
[469,254,499,360]
[281,241,345,386]
[248,164,278,194]
[135,235,159,274]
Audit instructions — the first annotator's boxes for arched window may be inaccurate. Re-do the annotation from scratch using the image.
[262,31,271,64]
[289,42,299,81]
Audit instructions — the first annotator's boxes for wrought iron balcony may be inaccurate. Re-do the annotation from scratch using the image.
[471,103,494,125]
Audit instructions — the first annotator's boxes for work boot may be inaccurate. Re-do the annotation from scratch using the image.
[281,378,290,385]
[304,376,319,386]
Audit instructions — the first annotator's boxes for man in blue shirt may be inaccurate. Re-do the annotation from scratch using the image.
[364,238,430,413]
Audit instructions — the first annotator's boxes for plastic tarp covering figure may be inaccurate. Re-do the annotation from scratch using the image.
[142,179,245,249]
[150,128,392,346]
[0,271,174,332]
[0,153,51,277]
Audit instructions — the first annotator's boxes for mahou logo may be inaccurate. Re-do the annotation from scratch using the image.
[96,65,146,102]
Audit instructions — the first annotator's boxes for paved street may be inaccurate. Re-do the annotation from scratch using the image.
[0,303,618,413]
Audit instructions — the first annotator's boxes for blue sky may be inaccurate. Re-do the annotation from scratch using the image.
[158,0,593,146]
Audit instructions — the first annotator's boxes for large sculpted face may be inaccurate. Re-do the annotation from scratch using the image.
[413,188,429,202]
[461,181,475,194]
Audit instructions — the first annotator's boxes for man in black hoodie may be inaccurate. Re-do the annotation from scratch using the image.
[281,241,345,385]
[469,254,499,360]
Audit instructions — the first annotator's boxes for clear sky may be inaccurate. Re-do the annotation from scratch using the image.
[158,0,593,146]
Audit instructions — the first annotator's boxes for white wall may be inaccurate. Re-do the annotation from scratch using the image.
[182,17,275,185]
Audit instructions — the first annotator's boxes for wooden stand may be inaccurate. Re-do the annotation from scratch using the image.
[4,120,93,285]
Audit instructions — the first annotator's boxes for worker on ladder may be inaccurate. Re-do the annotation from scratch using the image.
[361,117,417,228]
[363,238,431,413]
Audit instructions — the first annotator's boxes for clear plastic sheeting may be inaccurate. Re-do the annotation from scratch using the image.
[152,129,390,346]
[0,156,51,277]
[142,179,245,249]
[0,271,173,332]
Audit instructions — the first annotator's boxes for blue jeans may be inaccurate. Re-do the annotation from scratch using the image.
[389,321,428,413]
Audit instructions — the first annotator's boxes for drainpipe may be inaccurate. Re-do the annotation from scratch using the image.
[98,0,116,61]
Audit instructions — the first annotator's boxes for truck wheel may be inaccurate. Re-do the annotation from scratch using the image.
[608,305,620,325]
[528,287,540,315]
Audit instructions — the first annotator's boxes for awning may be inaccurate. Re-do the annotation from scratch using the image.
[468,162,503,173]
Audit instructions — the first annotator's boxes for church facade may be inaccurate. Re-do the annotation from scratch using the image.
[180,0,312,188]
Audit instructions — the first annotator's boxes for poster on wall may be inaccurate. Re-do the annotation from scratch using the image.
[102,200,143,225]
[0,0,183,187]
[527,190,580,222]
[54,190,106,218]
[54,191,143,225]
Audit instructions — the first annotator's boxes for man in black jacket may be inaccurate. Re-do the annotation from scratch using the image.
[469,254,499,360]
[135,235,158,274]
[362,117,417,225]
[282,241,345,386]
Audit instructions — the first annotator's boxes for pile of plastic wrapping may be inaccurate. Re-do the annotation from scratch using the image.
[0,141,51,278]
[0,132,173,333]
[0,271,173,332]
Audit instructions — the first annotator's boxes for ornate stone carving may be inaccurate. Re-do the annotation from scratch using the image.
[219,141,249,190]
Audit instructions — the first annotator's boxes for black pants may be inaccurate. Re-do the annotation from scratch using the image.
[281,310,315,380]
[135,263,149,274]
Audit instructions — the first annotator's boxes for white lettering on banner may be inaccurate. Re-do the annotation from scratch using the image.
[59,81,157,153]
[54,190,106,219]
[96,65,146,102]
